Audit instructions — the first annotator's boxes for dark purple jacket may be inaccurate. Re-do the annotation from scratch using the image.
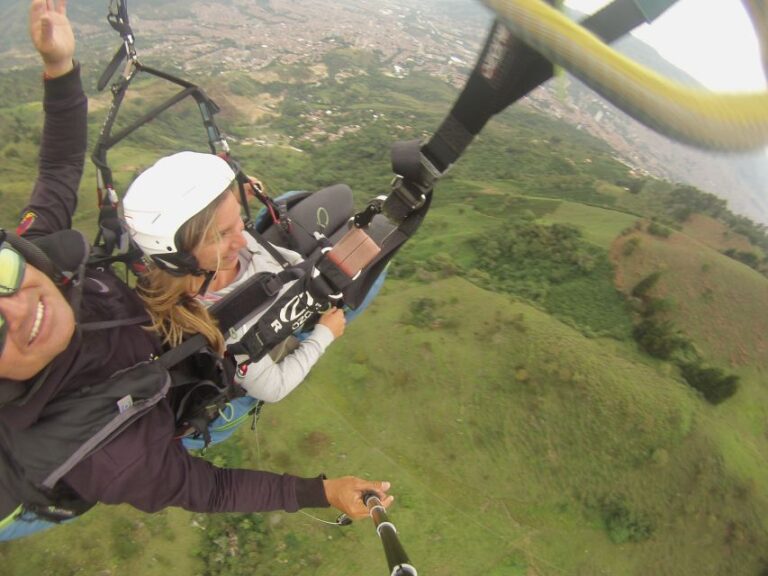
[0,65,327,516]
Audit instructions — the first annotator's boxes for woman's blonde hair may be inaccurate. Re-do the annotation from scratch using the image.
[137,185,238,354]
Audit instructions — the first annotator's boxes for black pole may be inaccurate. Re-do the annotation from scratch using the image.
[364,494,417,576]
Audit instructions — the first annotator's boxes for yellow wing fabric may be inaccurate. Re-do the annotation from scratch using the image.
[481,0,768,152]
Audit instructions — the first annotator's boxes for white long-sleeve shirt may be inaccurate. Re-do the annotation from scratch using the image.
[196,234,334,403]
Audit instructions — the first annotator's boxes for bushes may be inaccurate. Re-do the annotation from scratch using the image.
[722,248,763,271]
[197,514,273,576]
[664,185,726,223]
[600,496,654,544]
[647,221,671,238]
[631,271,662,299]
[679,363,740,405]
[726,214,768,253]
[630,273,739,404]
[407,297,437,327]
[588,495,655,544]
[627,178,646,194]
[622,237,640,256]
[110,516,141,561]
[632,318,692,360]
[475,221,600,291]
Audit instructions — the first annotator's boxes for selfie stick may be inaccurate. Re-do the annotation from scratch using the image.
[364,493,417,576]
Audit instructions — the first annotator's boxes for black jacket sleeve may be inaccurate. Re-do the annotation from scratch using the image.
[63,401,330,514]
[18,64,87,240]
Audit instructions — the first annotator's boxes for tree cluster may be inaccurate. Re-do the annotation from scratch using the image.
[663,185,726,223]
[474,221,599,299]
[630,272,739,405]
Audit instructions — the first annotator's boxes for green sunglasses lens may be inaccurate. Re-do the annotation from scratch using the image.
[0,246,24,296]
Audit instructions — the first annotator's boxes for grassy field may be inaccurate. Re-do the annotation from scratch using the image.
[539,200,639,249]
[3,279,767,575]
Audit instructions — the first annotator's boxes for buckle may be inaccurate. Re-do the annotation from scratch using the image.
[390,175,426,211]
[261,273,282,297]
[382,176,427,222]
[353,196,385,228]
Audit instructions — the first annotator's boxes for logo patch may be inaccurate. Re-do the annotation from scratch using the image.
[480,24,512,83]
[279,291,316,331]
[87,278,111,294]
[316,207,330,231]
[16,211,37,236]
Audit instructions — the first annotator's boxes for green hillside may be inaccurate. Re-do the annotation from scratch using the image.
[3,279,767,575]
[2,45,768,576]
[613,228,768,369]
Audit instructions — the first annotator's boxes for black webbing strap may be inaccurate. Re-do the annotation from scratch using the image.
[225,157,255,225]
[208,267,306,337]
[225,272,327,363]
[383,140,433,223]
[345,0,662,308]
[155,334,209,371]
[245,227,292,269]
[226,330,266,362]
[379,0,665,227]
[313,257,352,294]
[106,0,131,37]
[79,315,149,332]
[421,0,668,176]
[97,44,129,92]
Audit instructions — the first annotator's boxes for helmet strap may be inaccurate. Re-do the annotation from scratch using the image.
[151,251,207,277]
[150,252,216,296]
[195,270,216,297]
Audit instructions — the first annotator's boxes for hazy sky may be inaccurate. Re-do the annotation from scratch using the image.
[565,0,766,92]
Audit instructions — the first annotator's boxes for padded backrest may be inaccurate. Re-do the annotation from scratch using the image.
[259,184,355,259]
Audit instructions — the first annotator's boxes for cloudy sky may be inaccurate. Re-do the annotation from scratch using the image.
[565,0,766,91]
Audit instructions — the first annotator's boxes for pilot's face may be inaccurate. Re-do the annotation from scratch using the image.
[0,247,75,381]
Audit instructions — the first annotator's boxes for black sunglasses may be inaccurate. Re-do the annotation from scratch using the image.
[0,234,27,356]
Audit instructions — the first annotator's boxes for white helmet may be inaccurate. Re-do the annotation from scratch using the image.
[122,151,235,274]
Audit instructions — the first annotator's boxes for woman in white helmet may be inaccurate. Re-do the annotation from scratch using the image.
[122,151,346,448]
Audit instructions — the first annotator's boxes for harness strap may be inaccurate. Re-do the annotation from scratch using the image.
[79,315,149,332]
[422,0,658,176]
[342,0,655,310]
[156,334,209,370]
[173,381,219,422]
[26,498,95,524]
[208,267,306,337]
[185,415,212,447]
[225,277,325,363]
[245,227,292,268]
[314,254,353,294]
[227,331,265,363]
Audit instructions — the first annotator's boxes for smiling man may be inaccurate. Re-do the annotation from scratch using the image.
[0,0,391,542]
[0,242,75,382]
